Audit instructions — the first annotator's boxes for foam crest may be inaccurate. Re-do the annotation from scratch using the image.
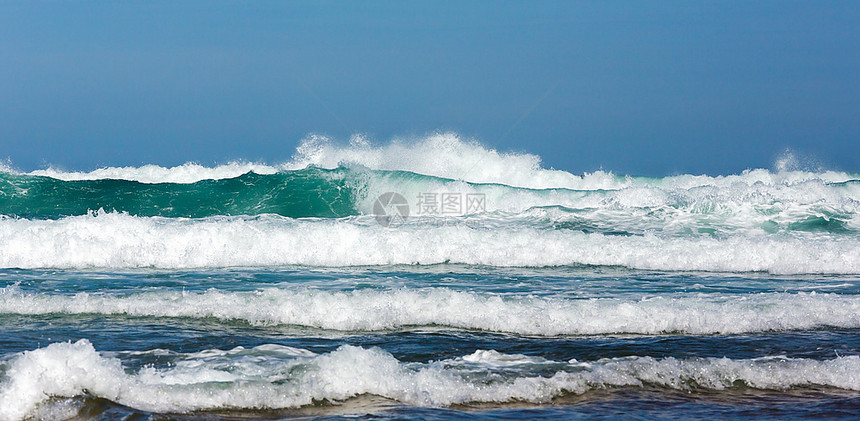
[0,340,125,421]
[652,168,857,189]
[283,133,860,189]
[26,162,278,184]
[1,340,858,420]
[2,286,859,335]
[1,212,858,273]
[283,133,625,189]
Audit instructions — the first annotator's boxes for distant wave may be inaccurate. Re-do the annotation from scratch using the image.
[2,286,859,335]
[5,133,858,186]
[9,133,621,188]
[21,161,279,184]
[1,339,858,420]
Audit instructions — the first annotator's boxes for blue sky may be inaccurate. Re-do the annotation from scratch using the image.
[1,1,858,176]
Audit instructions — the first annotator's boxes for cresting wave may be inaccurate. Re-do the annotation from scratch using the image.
[1,339,858,420]
[2,286,859,335]
[3,134,617,188]
[8,134,857,188]
[0,211,858,273]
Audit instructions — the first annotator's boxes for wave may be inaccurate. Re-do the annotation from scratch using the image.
[2,286,859,335]
[1,340,857,420]
[4,165,859,234]
[2,135,858,233]
[0,212,858,273]
[23,162,279,184]
[7,133,621,189]
[7,134,858,187]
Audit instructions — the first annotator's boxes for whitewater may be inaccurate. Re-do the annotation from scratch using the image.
[1,133,859,420]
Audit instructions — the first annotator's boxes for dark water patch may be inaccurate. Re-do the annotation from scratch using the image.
[2,315,858,363]
[787,215,851,233]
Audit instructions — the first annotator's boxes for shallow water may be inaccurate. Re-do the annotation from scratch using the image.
[1,267,858,420]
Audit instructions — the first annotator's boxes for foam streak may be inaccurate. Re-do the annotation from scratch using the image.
[1,287,859,335]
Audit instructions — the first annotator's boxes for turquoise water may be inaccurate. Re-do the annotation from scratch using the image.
[0,138,858,419]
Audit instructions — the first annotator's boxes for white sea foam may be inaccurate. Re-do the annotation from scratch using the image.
[26,162,278,184]
[1,340,858,420]
[282,133,625,189]
[293,134,860,187]
[285,133,860,190]
[0,212,858,273]
[1,286,859,335]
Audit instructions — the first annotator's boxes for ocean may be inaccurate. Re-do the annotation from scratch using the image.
[1,134,858,420]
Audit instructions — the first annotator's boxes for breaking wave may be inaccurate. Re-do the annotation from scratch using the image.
[1,340,857,420]
[0,211,858,273]
[1,286,859,335]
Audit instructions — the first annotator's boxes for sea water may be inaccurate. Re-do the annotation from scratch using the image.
[0,134,858,420]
